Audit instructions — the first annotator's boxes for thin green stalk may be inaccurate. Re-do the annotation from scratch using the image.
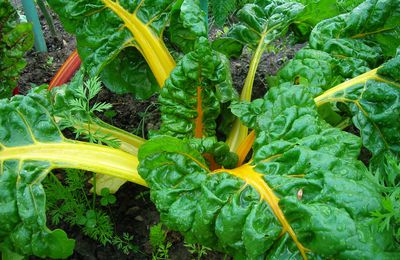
[21,0,48,52]
[36,0,58,38]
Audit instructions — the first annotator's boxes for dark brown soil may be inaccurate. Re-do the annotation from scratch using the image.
[17,4,304,260]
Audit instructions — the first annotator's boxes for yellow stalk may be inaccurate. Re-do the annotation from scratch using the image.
[102,0,176,87]
[55,116,145,155]
[1,141,148,187]
[213,163,309,259]
[240,35,267,102]
[85,119,145,155]
[226,32,267,152]
[236,130,255,166]
[314,68,380,105]
[226,118,249,153]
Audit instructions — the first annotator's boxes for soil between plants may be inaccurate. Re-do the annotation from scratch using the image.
[16,5,308,260]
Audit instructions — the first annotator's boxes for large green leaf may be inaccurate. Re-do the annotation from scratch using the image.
[0,92,74,258]
[271,0,400,97]
[293,0,364,36]
[268,48,346,96]
[209,0,236,27]
[0,91,145,258]
[310,0,400,64]
[139,85,400,258]
[269,1,400,158]
[0,0,33,98]
[47,0,177,98]
[315,55,400,157]
[156,39,237,138]
[169,0,208,53]
[212,0,304,58]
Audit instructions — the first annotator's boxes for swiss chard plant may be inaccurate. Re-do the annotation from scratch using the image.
[1,0,400,259]
[0,0,33,98]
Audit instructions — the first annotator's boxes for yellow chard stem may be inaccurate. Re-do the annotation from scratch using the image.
[2,141,148,187]
[86,119,146,155]
[213,163,309,259]
[55,116,146,155]
[314,68,380,106]
[102,0,176,87]
[240,37,267,101]
[226,33,267,153]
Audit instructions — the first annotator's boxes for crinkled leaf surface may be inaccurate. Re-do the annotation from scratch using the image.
[212,0,304,57]
[0,90,145,257]
[188,137,238,169]
[294,0,364,36]
[0,92,74,258]
[0,1,33,98]
[139,85,400,259]
[169,0,208,53]
[209,0,236,27]
[272,0,400,98]
[47,0,177,98]
[268,49,346,96]
[315,55,400,157]
[310,0,400,64]
[156,40,237,138]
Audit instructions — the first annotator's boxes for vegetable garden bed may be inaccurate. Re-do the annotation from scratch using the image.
[1,0,399,259]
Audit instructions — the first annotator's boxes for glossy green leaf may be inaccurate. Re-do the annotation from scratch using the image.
[310,0,400,64]
[156,39,237,138]
[212,0,304,57]
[47,0,177,98]
[272,0,399,97]
[294,0,364,37]
[0,1,33,98]
[268,49,345,96]
[99,48,158,99]
[0,92,74,258]
[0,90,146,258]
[269,46,372,96]
[188,137,238,169]
[169,0,208,53]
[209,0,236,27]
[139,85,400,258]
[315,55,400,157]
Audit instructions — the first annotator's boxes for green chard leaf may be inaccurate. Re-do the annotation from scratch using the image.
[268,48,346,96]
[272,0,400,97]
[209,0,236,27]
[315,55,400,157]
[0,92,74,258]
[212,0,304,58]
[0,91,146,258]
[47,0,177,98]
[156,39,237,139]
[169,0,208,53]
[139,84,400,259]
[293,0,365,37]
[0,0,33,98]
[310,0,400,65]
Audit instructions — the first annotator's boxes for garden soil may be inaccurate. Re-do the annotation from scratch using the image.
[19,5,306,260]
